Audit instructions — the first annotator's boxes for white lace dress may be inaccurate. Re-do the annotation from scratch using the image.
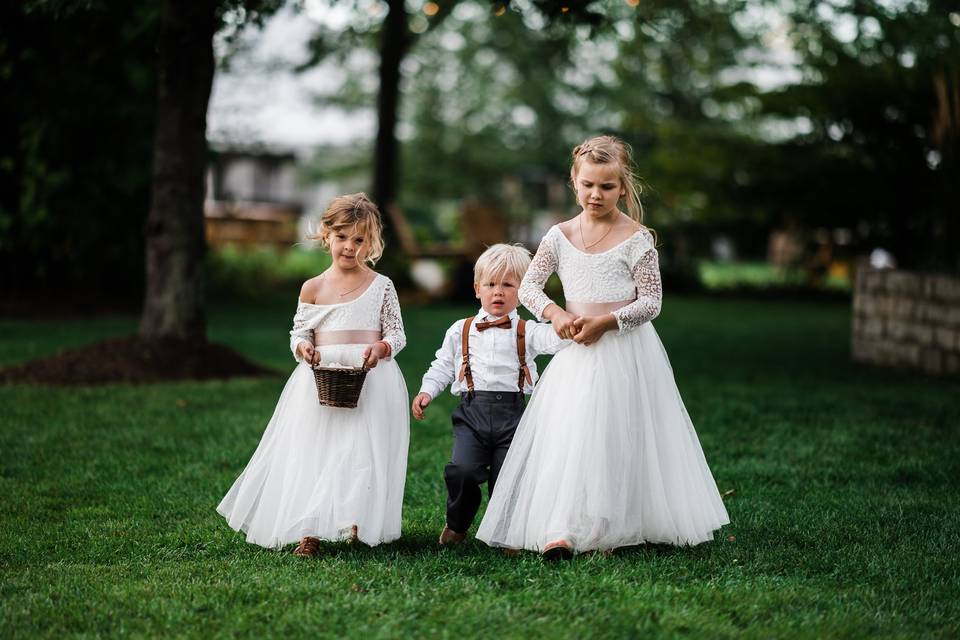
[476,226,729,551]
[217,274,410,548]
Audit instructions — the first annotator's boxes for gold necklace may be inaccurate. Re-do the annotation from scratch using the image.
[325,272,370,298]
[578,214,615,250]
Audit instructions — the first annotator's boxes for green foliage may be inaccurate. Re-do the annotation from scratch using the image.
[0,0,287,300]
[1,298,959,637]
[0,1,160,297]
[300,0,957,276]
[207,246,332,299]
[301,0,774,267]
[748,0,960,272]
[697,260,850,291]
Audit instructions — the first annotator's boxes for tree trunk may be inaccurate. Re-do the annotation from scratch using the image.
[372,0,410,269]
[373,0,409,211]
[140,0,218,342]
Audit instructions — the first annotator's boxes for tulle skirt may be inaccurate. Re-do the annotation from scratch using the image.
[476,324,729,552]
[217,344,409,548]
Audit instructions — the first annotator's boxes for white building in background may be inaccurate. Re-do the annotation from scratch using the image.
[207,148,301,205]
[204,144,369,250]
[204,146,304,249]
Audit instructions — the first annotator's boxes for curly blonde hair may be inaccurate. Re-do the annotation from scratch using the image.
[570,135,646,224]
[310,192,385,266]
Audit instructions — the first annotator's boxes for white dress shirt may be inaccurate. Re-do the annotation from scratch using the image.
[419,308,569,398]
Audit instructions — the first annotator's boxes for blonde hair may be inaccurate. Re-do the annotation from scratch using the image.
[310,192,385,266]
[570,135,645,223]
[474,244,532,283]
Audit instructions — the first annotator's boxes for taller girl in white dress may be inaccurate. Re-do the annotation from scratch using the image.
[218,193,409,555]
[476,136,729,557]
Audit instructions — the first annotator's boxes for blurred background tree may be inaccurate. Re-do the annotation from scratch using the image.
[752,0,959,274]
[139,0,283,344]
[1,0,281,342]
[2,0,957,316]
[298,0,768,290]
[0,1,159,302]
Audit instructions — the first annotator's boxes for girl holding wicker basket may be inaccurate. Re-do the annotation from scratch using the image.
[218,193,409,556]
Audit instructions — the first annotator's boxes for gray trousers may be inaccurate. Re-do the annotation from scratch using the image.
[444,390,525,534]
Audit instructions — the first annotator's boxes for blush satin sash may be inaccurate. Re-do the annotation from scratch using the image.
[564,299,635,317]
[313,329,382,346]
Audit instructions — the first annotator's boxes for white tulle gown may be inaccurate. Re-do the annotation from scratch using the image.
[217,274,409,548]
[476,225,729,552]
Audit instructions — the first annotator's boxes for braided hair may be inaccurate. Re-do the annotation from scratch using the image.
[570,135,646,224]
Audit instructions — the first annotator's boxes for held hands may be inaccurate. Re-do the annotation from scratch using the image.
[361,341,389,369]
[549,308,581,340]
[297,341,321,366]
[411,392,432,420]
[545,304,614,344]
[572,314,618,346]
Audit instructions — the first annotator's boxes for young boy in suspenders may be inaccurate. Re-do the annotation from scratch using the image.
[412,244,568,544]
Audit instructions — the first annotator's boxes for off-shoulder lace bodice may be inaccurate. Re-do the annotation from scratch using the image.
[519,224,662,334]
[289,274,406,361]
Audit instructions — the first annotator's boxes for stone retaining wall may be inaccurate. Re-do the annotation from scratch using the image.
[852,268,960,375]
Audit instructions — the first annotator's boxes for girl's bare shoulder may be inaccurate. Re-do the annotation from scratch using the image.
[618,212,641,230]
[619,214,654,238]
[298,275,324,304]
[556,218,577,242]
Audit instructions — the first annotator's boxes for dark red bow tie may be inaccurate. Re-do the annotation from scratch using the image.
[476,316,512,331]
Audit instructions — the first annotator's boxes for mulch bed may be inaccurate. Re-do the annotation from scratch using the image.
[0,335,276,386]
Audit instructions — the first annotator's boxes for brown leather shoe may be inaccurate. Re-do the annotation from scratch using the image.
[542,540,574,561]
[293,536,321,557]
[438,526,466,545]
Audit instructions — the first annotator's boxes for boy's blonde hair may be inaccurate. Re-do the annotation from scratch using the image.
[474,243,532,283]
[309,192,385,265]
[570,135,645,223]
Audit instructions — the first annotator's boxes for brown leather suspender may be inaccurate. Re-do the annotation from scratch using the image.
[517,319,532,390]
[457,316,530,394]
[458,316,475,393]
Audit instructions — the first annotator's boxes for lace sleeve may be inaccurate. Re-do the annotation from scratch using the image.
[289,302,313,363]
[379,278,406,357]
[519,229,559,321]
[612,245,662,334]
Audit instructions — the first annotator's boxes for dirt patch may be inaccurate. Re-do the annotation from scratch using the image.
[0,335,276,386]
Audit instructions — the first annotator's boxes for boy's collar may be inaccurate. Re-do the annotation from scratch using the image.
[475,307,519,322]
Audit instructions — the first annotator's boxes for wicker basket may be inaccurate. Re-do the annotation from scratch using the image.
[312,365,368,408]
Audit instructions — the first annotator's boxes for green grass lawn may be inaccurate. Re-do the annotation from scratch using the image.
[1,296,959,638]
[698,261,851,291]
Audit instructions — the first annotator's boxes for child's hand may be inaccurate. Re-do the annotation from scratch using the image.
[550,309,581,340]
[362,342,388,369]
[412,392,432,420]
[297,341,321,366]
[572,314,618,346]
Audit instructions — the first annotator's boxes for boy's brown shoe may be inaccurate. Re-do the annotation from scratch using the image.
[438,526,466,545]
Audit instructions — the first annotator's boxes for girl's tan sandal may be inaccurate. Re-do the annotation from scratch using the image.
[542,540,574,561]
[293,536,321,557]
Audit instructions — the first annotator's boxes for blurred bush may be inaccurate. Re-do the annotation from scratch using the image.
[207,246,331,299]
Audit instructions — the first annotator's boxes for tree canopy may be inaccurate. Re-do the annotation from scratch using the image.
[3,0,957,305]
